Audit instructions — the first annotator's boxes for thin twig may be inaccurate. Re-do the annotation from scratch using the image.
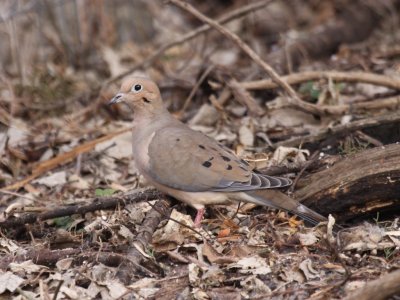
[52,280,64,300]
[241,70,400,114]
[240,71,400,91]
[179,64,215,114]
[104,0,272,86]
[169,0,326,116]
[274,111,400,148]
[1,127,131,191]
[288,151,319,193]
[0,189,162,228]
[355,131,383,147]
[0,190,36,201]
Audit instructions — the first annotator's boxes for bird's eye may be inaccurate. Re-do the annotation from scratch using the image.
[131,84,143,93]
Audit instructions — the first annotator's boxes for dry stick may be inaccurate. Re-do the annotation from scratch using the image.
[353,95,400,111]
[169,0,326,117]
[52,280,64,300]
[0,248,81,270]
[345,269,400,300]
[241,70,400,114]
[104,0,272,86]
[0,189,162,228]
[1,127,131,191]
[117,197,172,283]
[287,151,319,193]
[228,78,265,116]
[355,130,383,147]
[274,111,400,148]
[240,71,400,91]
[1,187,210,239]
[179,64,215,114]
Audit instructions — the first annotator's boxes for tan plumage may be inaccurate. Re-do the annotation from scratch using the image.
[109,77,326,226]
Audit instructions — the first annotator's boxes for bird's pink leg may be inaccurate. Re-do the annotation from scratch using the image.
[194,208,205,227]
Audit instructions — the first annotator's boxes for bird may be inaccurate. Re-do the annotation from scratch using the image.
[109,77,327,227]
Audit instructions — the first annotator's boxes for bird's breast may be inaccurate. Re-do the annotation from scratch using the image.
[132,129,155,176]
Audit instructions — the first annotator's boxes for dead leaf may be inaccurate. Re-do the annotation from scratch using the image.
[192,287,210,300]
[68,174,90,190]
[7,119,29,147]
[0,272,24,293]
[202,266,226,287]
[152,209,197,251]
[217,228,231,238]
[202,242,238,264]
[95,131,132,159]
[33,171,67,187]
[59,286,79,299]
[188,104,219,126]
[128,278,159,299]
[2,128,131,191]
[0,237,19,252]
[106,280,129,299]
[322,263,346,274]
[272,146,310,164]
[228,256,271,275]
[188,263,202,286]
[289,216,303,228]
[56,258,73,271]
[240,275,272,296]
[9,260,47,274]
[280,268,305,283]
[238,118,255,147]
[102,47,128,77]
[210,49,238,66]
[297,232,319,246]
[299,259,320,280]
[229,79,264,116]
[339,223,387,251]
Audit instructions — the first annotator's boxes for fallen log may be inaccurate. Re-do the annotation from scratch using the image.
[295,143,400,221]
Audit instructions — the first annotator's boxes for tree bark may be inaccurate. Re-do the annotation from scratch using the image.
[295,143,400,221]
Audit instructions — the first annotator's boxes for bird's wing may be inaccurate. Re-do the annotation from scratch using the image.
[147,126,291,192]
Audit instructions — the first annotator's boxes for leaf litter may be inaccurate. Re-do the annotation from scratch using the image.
[0,1,400,299]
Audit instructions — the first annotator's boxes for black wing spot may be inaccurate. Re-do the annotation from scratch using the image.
[209,157,214,161]
[202,161,212,168]
[226,164,232,170]
[198,145,205,149]
[221,155,231,162]
[239,166,247,171]
[176,138,180,142]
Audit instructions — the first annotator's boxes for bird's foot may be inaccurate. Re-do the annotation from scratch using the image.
[194,208,205,228]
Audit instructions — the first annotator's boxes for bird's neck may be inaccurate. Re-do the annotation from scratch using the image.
[132,108,178,137]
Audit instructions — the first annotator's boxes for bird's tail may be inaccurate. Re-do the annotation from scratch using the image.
[243,189,327,225]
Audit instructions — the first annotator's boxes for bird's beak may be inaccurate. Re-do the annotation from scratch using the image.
[108,93,125,105]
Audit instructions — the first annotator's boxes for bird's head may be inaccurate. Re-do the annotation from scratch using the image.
[109,77,164,116]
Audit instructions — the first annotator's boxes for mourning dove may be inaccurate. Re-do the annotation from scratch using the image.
[109,77,326,227]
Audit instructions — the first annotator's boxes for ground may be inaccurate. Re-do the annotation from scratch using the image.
[1,0,400,299]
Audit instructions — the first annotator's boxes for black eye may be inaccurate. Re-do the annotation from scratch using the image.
[131,84,143,93]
